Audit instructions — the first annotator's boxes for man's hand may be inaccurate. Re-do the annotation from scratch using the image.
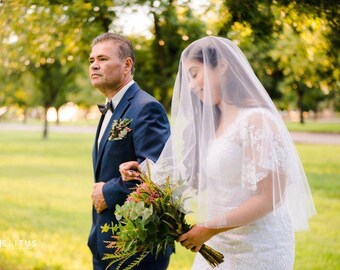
[119,161,142,181]
[92,182,107,214]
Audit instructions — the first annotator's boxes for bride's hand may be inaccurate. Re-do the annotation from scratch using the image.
[119,161,142,181]
[177,225,216,252]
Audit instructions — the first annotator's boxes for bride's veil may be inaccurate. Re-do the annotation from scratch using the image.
[141,36,316,231]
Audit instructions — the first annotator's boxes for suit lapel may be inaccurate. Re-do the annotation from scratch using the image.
[92,113,105,171]
[94,83,139,176]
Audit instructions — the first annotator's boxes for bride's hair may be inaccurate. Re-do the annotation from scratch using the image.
[183,42,268,109]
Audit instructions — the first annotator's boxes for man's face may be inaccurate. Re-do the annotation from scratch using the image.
[89,40,126,93]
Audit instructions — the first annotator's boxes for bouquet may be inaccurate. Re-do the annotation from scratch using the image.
[101,161,224,270]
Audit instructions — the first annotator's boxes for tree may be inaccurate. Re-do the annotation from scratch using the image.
[68,64,103,117]
[0,0,117,138]
[0,1,39,121]
[218,0,275,41]
[268,3,335,123]
[215,0,339,123]
[1,2,84,137]
[118,0,207,110]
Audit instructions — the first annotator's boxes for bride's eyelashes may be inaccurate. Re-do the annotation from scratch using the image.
[191,73,198,79]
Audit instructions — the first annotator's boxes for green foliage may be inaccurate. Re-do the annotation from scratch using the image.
[218,0,275,40]
[100,164,190,268]
[127,0,207,110]
[0,0,338,125]
[217,0,339,121]
[0,0,117,134]
[101,161,223,269]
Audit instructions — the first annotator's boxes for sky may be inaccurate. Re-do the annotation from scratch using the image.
[112,0,210,38]
[113,5,153,37]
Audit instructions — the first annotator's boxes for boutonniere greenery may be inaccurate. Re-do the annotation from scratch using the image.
[108,118,133,141]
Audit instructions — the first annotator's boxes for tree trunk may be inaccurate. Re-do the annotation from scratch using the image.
[297,88,304,124]
[314,104,319,120]
[43,106,49,139]
[299,109,304,124]
[152,12,165,72]
[22,107,28,124]
[56,107,60,126]
[151,11,169,108]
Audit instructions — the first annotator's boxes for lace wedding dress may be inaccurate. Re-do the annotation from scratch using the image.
[191,109,295,270]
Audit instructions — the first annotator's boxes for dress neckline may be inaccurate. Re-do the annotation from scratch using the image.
[214,107,270,140]
[214,109,245,140]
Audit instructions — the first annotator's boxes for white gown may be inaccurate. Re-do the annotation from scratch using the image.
[192,109,295,270]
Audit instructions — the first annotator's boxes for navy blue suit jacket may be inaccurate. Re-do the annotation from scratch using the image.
[88,83,171,269]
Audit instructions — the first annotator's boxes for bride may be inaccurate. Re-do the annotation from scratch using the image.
[120,36,316,269]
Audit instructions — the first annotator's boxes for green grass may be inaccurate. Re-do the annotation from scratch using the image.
[285,121,340,134]
[0,131,339,269]
[3,117,340,133]
[0,131,94,269]
[294,145,340,270]
[2,118,99,127]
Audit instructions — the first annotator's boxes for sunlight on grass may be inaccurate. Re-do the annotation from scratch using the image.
[294,145,340,270]
[286,121,340,133]
[0,229,91,270]
[0,131,93,269]
[0,130,339,269]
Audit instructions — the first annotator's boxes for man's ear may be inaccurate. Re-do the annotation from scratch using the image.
[124,57,133,74]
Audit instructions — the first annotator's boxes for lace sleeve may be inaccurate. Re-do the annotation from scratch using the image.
[239,109,289,191]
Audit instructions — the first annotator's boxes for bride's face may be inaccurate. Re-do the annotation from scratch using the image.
[186,60,222,105]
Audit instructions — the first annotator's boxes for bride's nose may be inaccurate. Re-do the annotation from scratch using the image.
[189,79,197,91]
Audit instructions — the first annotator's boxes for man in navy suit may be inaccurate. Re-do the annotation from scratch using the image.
[88,33,171,270]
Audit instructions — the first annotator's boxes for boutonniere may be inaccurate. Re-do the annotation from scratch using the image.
[108,118,133,141]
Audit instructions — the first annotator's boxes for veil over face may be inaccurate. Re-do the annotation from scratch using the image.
[143,36,316,230]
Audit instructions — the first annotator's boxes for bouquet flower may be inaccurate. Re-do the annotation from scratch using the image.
[101,161,224,270]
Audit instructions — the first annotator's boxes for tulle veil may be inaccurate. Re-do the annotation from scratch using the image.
[141,36,316,231]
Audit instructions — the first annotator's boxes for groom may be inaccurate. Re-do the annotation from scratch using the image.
[87,33,171,269]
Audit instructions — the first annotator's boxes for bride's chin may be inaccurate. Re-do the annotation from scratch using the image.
[200,96,219,105]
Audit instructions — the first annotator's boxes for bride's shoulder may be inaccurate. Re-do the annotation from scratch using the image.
[238,107,277,127]
[239,106,271,118]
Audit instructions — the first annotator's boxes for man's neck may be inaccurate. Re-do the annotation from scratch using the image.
[102,77,133,100]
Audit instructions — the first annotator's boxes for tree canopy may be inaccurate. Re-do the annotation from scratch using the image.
[0,0,338,137]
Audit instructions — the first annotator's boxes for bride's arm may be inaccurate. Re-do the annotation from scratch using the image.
[219,111,287,227]
[222,173,284,227]
[178,173,285,252]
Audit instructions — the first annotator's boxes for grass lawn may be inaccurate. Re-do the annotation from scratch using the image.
[285,121,340,134]
[0,130,339,270]
[3,117,340,134]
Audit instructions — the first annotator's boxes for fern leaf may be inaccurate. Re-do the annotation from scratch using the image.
[124,250,150,270]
